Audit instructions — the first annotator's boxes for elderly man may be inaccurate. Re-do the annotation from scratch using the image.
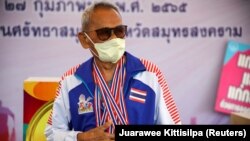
[45,1,181,141]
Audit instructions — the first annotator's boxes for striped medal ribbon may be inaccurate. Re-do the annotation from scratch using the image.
[93,57,128,133]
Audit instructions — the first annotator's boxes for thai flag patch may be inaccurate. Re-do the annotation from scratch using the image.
[129,88,147,103]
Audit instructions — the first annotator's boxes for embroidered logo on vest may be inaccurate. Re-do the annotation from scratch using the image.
[78,94,93,114]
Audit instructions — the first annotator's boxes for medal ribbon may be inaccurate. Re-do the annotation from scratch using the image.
[93,57,128,133]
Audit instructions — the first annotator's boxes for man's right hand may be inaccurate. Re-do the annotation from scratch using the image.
[77,120,115,141]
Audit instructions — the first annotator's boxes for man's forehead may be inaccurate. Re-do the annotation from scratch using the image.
[88,8,122,29]
[90,7,120,19]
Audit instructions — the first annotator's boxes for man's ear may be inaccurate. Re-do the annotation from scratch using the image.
[78,32,90,49]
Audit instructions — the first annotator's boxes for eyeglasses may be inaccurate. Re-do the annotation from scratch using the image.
[86,25,127,41]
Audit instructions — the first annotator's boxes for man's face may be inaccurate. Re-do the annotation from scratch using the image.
[87,8,123,43]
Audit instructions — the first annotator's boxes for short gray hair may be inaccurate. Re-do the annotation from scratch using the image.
[81,1,120,31]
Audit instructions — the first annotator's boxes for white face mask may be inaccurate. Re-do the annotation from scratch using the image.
[84,33,125,63]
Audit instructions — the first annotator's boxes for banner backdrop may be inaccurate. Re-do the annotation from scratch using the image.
[0,0,250,140]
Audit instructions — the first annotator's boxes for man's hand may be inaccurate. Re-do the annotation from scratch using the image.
[77,120,115,141]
